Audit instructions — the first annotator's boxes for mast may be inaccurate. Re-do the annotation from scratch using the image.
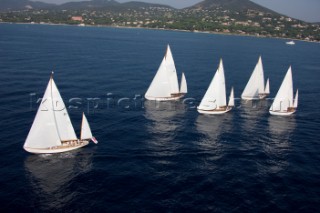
[51,74,77,141]
[80,112,84,140]
[217,59,227,108]
[257,56,265,94]
[50,72,62,142]
[165,44,179,94]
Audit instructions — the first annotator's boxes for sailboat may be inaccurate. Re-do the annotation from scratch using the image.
[197,59,234,114]
[269,66,298,116]
[24,73,98,154]
[241,56,270,100]
[286,41,295,45]
[145,44,187,101]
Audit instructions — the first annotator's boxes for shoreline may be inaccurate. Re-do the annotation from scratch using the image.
[1,21,319,44]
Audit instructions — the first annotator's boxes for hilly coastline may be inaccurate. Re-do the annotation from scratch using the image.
[190,0,273,12]
[0,0,319,42]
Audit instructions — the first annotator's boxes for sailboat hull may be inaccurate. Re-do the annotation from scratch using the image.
[197,107,232,115]
[269,110,296,116]
[241,96,260,100]
[241,94,268,100]
[24,140,89,154]
[145,93,185,101]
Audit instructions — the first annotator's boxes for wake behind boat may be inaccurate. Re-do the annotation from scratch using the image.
[24,73,98,154]
[197,59,234,115]
[269,66,298,116]
[145,44,187,101]
[241,56,269,100]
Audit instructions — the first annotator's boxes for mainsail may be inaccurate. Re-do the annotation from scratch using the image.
[24,75,77,149]
[145,44,187,100]
[270,66,294,112]
[241,56,266,100]
[145,57,171,98]
[198,59,227,110]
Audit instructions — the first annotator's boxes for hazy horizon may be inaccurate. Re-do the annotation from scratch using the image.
[33,0,320,23]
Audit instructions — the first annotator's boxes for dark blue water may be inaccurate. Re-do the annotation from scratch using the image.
[0,23,320,212]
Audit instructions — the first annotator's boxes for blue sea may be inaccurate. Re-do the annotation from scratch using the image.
[0,23,320,212]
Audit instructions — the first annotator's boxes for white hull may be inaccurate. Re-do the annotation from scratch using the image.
[145,93,185,101]
[241,94,269,100]
[24,140,89,154]
[269,110,296,116]
[241,96,261,101]
[197,107,232,115]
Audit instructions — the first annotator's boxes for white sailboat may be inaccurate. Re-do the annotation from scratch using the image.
[269,66,298,116]
[286,41,295,45]
[197,59,234,114]
[145,44,187,101]
[24,73,98,154]
[241,56,270,100]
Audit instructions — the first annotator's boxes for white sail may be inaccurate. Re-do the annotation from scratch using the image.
[24,74,96,153]
[24,76,62,149]
[80,113,93,140]
[198,59,226,110]
[241,56,265,99]
[51,78,77,141]
[165,45,180,94]
[145,44,186,100]
[145,57,171,99]
[198,67,220,110]
[270,66,294,112]
[265,78,270,94]
[217,59,227,108]
[180,72,187,93]
[24,76,77,149]
[293,89,299,108]
[228,87,234,107]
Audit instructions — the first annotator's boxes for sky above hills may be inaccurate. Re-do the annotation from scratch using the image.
[36,0,320,23]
